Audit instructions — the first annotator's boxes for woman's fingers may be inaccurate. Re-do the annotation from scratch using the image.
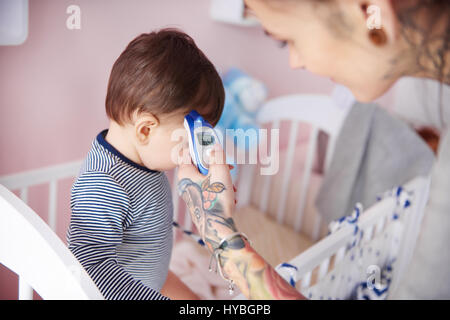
[207,145,236,215]
[208,145,232,184]
[177,161,203,182]
[177,143,236,220]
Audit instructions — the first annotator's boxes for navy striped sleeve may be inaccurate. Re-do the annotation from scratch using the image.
[68,171,169,300]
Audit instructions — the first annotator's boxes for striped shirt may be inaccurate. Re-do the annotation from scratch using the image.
[67,130,172,300]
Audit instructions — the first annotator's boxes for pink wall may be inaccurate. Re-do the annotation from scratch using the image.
[0,0,337,177]
[0,0,394,299]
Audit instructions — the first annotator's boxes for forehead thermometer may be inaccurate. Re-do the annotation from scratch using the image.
[184,110,221,175]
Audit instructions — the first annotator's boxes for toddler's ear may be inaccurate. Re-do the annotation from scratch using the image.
[134,113,159,144]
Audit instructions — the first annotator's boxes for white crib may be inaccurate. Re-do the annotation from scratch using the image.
[0,173,102,300]
[223,91,430,299]
[0,90,431,300]
[233,175,430,299]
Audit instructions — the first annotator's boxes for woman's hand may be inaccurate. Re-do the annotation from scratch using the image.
[177,144,304,300]
[177,144,239,253]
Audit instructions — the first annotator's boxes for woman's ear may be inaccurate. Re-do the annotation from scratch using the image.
[358,0,398,43]
[134,112,159,145]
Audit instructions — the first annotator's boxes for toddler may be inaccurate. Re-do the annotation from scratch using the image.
[67,28,224,300]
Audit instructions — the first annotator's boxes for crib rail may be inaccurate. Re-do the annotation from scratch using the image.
[290,197,396,278]
[0,160,83,231]
[299,176,428,299]
[232,175,430,300]
[0,159,189,299]
[0,184,103,299]
[0,160,82,300]
[0,160,83,190]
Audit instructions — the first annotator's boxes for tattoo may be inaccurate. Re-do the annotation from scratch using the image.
[178,175,243,251]
[178,174,304,300]
[222,240,303,300]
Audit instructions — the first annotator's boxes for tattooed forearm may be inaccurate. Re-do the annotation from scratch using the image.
[221,239,304,300]
[178,175,244,251]
[178,174,304,300]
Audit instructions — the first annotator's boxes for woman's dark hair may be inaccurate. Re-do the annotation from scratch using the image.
[105,28,224,126]
[260,0,449,128]
[393,0,450,129]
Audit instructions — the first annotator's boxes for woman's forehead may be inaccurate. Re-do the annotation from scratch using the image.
[245,0,315,33]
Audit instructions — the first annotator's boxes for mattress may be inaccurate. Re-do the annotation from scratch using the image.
[233,205,314,267]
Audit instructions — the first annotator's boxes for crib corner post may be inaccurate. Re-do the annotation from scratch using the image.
[18,277,33,300]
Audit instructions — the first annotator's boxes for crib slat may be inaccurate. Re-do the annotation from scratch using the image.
[18,277,33,300]
[335,246,346,265]
[364,225,374,242]
[300,271,312,289]
[376,215,386,235]
[20,187,28,204]
[48,180,57,231]
[276,121,299,225]
[259,120,279,213]
[311,210,322,242]
[236,164,255,208]
[318,257,330,280]
[294,126,319,232]
[0,160,83,191]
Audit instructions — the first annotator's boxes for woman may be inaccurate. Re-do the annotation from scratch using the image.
[177,0,449,299]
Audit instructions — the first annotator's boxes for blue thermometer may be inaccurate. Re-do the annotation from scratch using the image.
[184,110,221,175]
